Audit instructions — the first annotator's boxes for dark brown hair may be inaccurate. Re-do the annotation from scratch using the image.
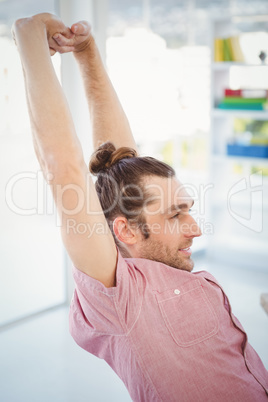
[89,141,175,240]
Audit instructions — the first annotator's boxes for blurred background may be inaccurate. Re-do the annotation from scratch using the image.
[0,0,267,401]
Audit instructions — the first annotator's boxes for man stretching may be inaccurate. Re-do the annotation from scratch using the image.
[13,13,268,401]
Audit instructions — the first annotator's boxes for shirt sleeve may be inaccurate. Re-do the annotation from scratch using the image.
[70,251,143,340]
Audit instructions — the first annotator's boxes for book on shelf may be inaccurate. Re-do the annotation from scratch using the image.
[219,103,266,110]
[224,89,268,98]
[223,38,232,62]
[214,38,224,62]
[227,143,268,158]
[214,35,244,62]
[217,88,268,110]
[223,97,267,105]
[218,99,268,110]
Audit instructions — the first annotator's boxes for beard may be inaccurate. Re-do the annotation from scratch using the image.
[137,237,194,272]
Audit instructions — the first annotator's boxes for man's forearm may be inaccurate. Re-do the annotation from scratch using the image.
[13,15,84,174]
[73,35,138,152]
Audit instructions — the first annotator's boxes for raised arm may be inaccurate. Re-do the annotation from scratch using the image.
[13,13,117,287]
[52,22,138,152]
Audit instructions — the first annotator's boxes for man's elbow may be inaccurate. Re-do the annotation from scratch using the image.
[42,152,87,185]
[12,17,33,36]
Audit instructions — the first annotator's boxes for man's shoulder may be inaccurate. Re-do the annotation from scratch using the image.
[124,256,198,292]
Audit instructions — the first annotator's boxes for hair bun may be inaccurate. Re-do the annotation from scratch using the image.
[89,141,138,174]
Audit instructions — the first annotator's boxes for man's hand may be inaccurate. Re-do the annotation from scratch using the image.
[12,13,72,56]
[50,21,92,55]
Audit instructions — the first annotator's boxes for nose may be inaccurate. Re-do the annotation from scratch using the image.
[184,215,202,238]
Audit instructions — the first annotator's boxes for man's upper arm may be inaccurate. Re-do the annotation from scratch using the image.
[52,160,117,288]
[70,251,142,345]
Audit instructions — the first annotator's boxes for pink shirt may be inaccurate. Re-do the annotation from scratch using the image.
[70,252,268,401]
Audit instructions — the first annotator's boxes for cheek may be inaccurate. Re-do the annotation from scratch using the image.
[151,223,183,245]
[147,217,164,237]
[162,219,182,238]
[147,217,184,239]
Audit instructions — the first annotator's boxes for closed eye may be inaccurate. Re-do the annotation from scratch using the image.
[171,208,192,219]
[170,212,180,219]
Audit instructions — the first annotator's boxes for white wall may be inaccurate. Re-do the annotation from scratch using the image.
[0,0,66,327]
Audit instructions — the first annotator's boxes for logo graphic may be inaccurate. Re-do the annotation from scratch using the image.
[227,171,263,233]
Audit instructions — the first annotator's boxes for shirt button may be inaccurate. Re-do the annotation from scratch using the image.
[174,289,180,295]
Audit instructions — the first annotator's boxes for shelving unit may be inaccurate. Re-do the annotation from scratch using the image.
[212,62,267,68]
[212,109,268,120]
[208,15,268,270]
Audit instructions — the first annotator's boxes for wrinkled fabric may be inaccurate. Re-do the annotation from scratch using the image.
[70,252,268,402]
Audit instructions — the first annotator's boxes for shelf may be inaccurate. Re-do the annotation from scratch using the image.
[212,108,268,120]
[212,62,268,70]
[209,15,268,270]
[212,154,268,165]
[213,15,268,23]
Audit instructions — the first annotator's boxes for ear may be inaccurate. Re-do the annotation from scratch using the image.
[113,217,138,245]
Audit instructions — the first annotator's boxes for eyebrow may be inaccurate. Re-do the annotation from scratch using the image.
[164,200,194,215]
